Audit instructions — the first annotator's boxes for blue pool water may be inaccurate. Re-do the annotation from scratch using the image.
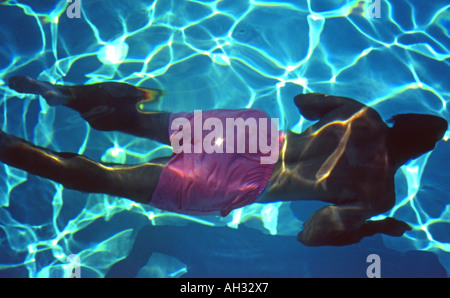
[0,0,449,278]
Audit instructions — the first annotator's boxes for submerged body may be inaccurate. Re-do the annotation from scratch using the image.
[2,76,447,246]
[259,96,398,245]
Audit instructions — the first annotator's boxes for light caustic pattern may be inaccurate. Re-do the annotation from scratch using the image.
[0,0,449,277]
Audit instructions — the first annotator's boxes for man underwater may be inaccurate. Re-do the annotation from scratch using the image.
[2,75,447,246]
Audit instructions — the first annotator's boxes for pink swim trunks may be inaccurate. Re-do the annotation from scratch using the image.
[150,109,285,217]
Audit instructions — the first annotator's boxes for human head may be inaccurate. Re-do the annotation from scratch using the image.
[387,113,448,167]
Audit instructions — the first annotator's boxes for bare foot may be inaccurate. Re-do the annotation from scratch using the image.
[8,75,69,106]
[0,128,17,161]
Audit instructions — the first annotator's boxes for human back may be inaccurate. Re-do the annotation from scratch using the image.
[260,95,395,215]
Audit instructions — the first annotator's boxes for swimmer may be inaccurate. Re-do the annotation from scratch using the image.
[2,75,447,246]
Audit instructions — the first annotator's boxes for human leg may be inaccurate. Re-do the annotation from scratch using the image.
[8,76,171,145]
[0,130,164,204]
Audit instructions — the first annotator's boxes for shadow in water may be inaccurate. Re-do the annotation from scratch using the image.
[106,222,447,278]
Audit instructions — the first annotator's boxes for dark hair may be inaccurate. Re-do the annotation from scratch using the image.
[387,113,447,165]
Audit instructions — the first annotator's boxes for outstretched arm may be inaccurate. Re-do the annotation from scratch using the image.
[294,93,365,121]
[297,205,411,246]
